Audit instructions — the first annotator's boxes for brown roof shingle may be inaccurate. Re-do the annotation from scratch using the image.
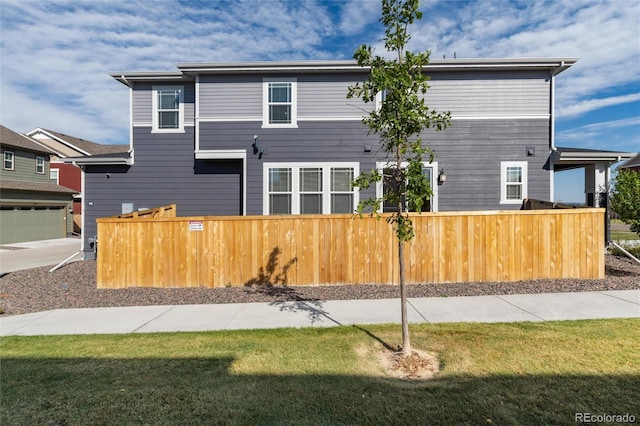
[38,128,128,156]
[1,125,54,154]
[0,179,76,194]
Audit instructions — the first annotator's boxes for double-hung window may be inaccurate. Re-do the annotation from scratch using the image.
[3,151,14,170]
[300,168,323,214]
[264,163,358,214]
[263,78,297,128]
[36,156,45,174]
[50,168,59,184]
[152,86,184,132]
[500,161,528,204]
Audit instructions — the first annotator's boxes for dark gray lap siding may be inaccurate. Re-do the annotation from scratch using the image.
[83,127,241,255]
[199,118,551,214]
[84,118,550,255]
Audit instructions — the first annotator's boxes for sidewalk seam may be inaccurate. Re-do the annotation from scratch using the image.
[598,290,640,306]
[132,306,176,333]
[407,299,431,323]
[494,295,547,321]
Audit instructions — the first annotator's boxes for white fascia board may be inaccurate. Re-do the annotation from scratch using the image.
[61,157,132,166]
[195,150,247,160]
[176,58,578,75]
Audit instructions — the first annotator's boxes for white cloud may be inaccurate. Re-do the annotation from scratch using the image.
[0,0,638,152]
[558,93,640,118]
[556,116,640,150]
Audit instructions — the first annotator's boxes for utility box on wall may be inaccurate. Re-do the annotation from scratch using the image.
[121,203,134,214]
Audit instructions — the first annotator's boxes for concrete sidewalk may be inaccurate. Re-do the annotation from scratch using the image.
[1,290,638,336]
[0,238,82,275]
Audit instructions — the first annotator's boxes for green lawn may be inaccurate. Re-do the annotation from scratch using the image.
[610,219,640,241]
[2,320,639,425]
[611,230,640,241]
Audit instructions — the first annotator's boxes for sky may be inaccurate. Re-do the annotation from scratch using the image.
[1,0,638,203]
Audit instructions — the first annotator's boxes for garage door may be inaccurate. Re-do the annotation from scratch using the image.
[0,206,66,245]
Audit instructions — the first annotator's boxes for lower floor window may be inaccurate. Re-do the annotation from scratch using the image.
[264,163,359,215]
[500,161,528,204]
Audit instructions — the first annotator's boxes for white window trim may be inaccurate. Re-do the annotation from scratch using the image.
[375,89,387,111]
[262,78,297,128]
[375,161,438,212]
[263,162,359,215]
[500,161,528,204]
[152,85,184,133]
[36,156,45,174]
[3,150,14,170]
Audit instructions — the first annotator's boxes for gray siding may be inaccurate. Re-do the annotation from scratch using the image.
[198,75,262,119]
[196,70,550,122]
[199,118,551,214]
[297,74,369,119]
[132,83,195,126]
[426,71,550,117]
[83,127,240,254]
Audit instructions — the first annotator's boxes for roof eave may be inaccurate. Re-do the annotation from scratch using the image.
[110,58,578,80]
[62,156,132,166]
[109,72,192,87]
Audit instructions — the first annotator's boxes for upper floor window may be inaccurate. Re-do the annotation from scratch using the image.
[500,161,528,204]
[263,78,297,128]
[36,156,45,174]
[152,86,184,132]
[3,151,14,170]
[50,168,59,184]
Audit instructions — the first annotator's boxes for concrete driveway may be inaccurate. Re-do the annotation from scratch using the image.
[0,238,82,275]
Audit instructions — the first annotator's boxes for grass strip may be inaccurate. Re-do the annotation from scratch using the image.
[2,319,639,425]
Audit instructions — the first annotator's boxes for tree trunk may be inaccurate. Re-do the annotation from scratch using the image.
[399,238,411,355]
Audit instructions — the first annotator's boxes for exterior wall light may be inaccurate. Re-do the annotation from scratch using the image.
[252,135,264,159]
[438,169,447,185]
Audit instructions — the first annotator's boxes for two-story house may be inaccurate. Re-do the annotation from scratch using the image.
[0,125,75,244]
[70,58,634,259]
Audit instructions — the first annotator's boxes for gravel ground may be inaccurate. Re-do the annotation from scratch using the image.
[1,255,638,317]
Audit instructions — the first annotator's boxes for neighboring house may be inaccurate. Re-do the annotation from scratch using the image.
[69,58,635,259]
[25,128,128,233]
[0,125,75,244]
[619,153,640,172]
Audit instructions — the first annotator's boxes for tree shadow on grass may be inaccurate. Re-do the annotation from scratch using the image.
[2,356,639,425]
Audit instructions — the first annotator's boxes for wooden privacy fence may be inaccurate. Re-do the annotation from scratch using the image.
[96,208,605,288]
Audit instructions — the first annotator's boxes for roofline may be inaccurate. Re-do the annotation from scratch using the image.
[109,71,191,87]
[27,127,91,157]
[552,147,635,163]
[110,57,578,84]
[62,156,132,166]
[0,133,55,155]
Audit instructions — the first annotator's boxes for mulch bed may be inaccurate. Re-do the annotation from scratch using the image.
[1,255,638,317]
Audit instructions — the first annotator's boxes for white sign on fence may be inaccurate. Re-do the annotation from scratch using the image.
[189,220,204,231]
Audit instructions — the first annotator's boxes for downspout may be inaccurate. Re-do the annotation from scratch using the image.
[548,63,563,202]
[549,61,565,152]
[73,160,85,254]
